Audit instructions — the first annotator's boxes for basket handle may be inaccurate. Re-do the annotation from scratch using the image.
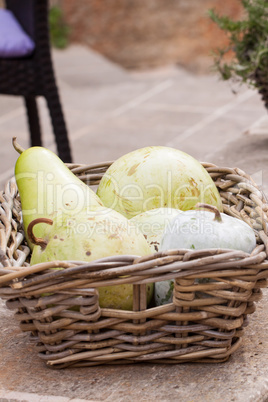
[27,218,53,248]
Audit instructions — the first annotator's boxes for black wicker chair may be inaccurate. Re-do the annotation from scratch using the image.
[0,0,72,162]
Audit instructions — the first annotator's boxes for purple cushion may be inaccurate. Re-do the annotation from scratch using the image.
[0,9,35,57]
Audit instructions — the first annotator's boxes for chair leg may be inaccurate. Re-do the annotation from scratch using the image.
[24,97,42,147]
[45,87,72,163]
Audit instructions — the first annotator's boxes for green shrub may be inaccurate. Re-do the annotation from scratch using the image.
[49,6,70,49]
[209,0,268,88]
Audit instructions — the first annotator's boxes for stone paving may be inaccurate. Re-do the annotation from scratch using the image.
[0,45,268,401]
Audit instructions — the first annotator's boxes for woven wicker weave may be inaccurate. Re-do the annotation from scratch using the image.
[0,161,268,368]
[0,0,72,163]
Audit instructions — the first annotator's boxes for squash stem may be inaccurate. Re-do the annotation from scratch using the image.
[12,137,25,154]
[27,218,53,249]
[195,203,222,222]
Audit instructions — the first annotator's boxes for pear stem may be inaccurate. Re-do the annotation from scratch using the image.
[27,218,53,249]
[12,137,25,154]
[195,203,222,222]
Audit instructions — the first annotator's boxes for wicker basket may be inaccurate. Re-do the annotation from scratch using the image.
[0,161,268,369]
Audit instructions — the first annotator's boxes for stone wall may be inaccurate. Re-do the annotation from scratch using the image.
[62,0,243,72]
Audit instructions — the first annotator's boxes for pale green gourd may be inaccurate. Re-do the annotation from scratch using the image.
[15,146,103,249]
[29,208,153,310]
[97,146,223,219]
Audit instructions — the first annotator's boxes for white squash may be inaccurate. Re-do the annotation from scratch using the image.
[155,279,175,306]
[160,203,256,253]
[155,203,256,306]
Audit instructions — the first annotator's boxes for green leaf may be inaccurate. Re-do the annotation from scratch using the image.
[208,0,268,92]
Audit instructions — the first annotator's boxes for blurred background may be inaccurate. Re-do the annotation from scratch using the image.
[48,0,243,73]
[1,0,267,192]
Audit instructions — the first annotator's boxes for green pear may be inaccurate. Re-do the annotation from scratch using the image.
[15,146,103,249]
[29,208,153,310]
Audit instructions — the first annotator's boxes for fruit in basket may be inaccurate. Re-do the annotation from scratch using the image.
[160,203,256,253]
[96,146,223,219]
[130,207,182,253]
[15,146,103,249]
[155,203,257,306]
[29,208,153,310]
